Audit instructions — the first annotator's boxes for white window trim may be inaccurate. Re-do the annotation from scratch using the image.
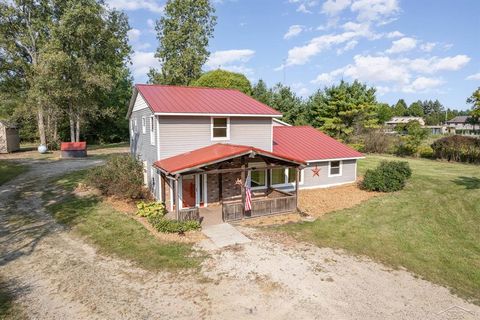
[133,118,137,133]
[142,116,146,134]
[270,168,304,188]
[328,160,343,177]
[250,169,268,190]
[211,117,230,141]
[149,115,155,145]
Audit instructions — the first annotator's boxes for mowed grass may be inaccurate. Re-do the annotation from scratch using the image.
[279,155,480,304]
[0,161,27,186]
[45,170,202,271]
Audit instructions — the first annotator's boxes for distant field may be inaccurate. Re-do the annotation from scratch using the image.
[280,155,480,304]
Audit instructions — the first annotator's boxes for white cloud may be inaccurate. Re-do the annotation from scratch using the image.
[337,40,358,54]
[403,77,444,93]
[131,51,160,79]
[106,0,164,13]
[289,0,319,14]
[386,30,404,38]
[205,49,255,69]
[466,73,480,81]
[350,0,400,22]
[147,19,155,28]
[420,42,436,52]
[322,0,351,15]
[311,53,469,93]
[407,55,470,73]
[386,37,417,54]
[127,28,141,42]
[284,25,304,40]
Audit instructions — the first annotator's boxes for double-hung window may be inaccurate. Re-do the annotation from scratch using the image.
[329,161,342,177]
[142,117,146,134]
[211,117,230,140]
[150,115,155,145]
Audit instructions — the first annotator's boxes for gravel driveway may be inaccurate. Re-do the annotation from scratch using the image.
[1,159,479,319]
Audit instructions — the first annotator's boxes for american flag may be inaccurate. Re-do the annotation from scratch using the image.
[244,171,252,212]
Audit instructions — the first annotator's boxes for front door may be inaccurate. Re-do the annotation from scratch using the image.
[182,175,196,208]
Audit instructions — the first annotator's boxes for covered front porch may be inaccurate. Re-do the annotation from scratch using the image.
[154,144,305,225]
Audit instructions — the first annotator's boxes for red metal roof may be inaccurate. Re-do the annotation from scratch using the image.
[136,84,282,116]
[273,126,363,162]
[60,142,86,151]
[154,143,304,174]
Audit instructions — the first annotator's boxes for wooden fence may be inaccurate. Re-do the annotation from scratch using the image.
[178,207,200,221]
[222,195,296,222]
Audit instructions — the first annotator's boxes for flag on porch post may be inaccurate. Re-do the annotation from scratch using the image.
[244,170,252,216]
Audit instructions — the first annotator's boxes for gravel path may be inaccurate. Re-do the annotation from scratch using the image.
[1,159,479,319]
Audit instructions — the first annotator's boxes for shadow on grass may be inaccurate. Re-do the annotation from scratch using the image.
[453,176,480,190]
[0,277,29,318]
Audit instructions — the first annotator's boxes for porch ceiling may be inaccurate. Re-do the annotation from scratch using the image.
[153,143,305,176]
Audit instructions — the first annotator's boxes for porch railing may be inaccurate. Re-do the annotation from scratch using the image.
[178,207,200,221]
[222,195,297,222]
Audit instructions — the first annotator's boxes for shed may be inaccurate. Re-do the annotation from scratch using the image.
[0,120,20,153]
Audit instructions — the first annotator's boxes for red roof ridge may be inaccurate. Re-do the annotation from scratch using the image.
[135,83,243,93]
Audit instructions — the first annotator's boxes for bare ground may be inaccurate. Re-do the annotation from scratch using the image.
[1,160,479,319]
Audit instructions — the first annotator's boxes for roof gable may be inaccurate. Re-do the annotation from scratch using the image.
[273,126,363,162]
[133,84,282,117]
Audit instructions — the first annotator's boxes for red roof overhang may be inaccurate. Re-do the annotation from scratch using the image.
[154,143,305,176]
[273,126,364,162]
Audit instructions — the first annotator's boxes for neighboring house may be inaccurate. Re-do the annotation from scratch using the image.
[0,120,20,154]
[446,116,478,135]
[127,84,363,223]
[385,116,426,129]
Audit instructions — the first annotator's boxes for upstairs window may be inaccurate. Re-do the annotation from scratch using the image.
[211,117,230,140]
[329,161,342,176]
[150,116,155,145]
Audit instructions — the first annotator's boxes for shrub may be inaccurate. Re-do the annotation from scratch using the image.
[418,145,434,159]
[148,216,201,234]
[348,143,365,152]
[361,160,411,192]
[395,122,429,156]
[431,135,480,163]
[363,130,397,154]
[136,201,166,219]
[87,155,149,199]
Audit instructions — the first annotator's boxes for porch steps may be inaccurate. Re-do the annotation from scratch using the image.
[200,223,251,249]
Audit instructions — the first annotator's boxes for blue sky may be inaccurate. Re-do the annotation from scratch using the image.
[108,0,480,110]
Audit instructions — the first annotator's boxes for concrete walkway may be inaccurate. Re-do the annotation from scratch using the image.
[200,223,251,249]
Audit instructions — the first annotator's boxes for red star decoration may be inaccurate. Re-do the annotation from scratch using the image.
[311,166,321,177]
[235,178,243,186]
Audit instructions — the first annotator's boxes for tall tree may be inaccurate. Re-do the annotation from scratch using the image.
[251,79,272,106]
[421,99,445,125]
[407,101,424,117]
[392,99,408,116]
[269,83,306,125]
[191,69,251,94]
[307,80,379,140]
[375,103,393,124]
[149,0,216,85]
[467,88,480,133]
[0,0,56,146]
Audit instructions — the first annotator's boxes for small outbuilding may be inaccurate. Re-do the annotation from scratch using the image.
[0,120,20,154]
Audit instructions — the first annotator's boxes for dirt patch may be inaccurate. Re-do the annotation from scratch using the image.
[299,182,379,217]
[237,212,303,227]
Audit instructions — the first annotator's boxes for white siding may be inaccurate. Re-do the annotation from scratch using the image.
[132,93,149,112]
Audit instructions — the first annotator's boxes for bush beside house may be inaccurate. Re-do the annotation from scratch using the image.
[361,161,412,192]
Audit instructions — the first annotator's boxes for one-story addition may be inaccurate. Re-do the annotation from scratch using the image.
[127,84,363,223]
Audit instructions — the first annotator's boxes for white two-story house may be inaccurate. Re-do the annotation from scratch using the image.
[127,84,363,223]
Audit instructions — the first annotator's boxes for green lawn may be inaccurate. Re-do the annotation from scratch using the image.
[280,155,480,304]
[0,161,27,186]
[45,170,202,271]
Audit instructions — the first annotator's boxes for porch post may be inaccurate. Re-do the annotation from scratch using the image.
[295,167,299,211]
[174,177,180,220]
[241,162,246,218]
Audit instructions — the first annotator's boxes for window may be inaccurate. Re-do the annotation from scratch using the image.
[142,117,146,134]
[271,168,286,185]
[329,161,342,176]
[251,170,266,188]
[150,116,155,145]
[211,117,229,140]
[271,168,304,186]
[130,119,135,136]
